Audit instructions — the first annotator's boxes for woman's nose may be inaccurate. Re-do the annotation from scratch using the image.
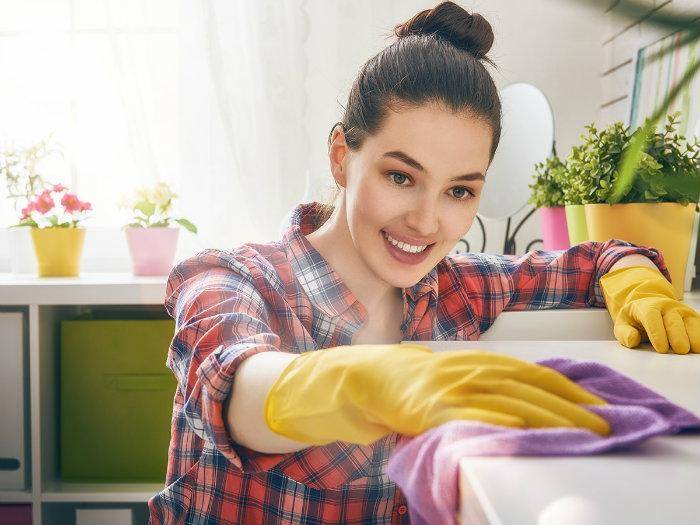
[405,200,440,238]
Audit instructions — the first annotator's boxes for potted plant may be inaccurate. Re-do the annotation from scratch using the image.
[11,184,93,277]
[528,155,570,250]
[561,132,597,245]
[1,136,63,273]
[117,182,198,276]
[573,113,700,299]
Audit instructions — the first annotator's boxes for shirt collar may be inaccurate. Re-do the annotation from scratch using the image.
[282,201,438,317]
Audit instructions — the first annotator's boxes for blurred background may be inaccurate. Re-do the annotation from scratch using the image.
[4,0,696,271]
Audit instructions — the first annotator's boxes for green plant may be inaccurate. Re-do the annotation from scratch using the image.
[566,121,631,205]
[117,181,198,233]
[1,135,62,213]
[528,155,567,208]
[561,135,591,206]
[632,112,700,205]
[565,113,700,205]
[574,0,700,203]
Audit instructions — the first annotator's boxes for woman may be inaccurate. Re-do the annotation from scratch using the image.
[149,2,699,523]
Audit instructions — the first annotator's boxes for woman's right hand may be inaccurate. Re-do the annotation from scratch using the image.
[264,343,611,446]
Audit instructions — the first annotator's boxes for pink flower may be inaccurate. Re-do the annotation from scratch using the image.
[34,192,55,214]
[52,183,68,193]
[61,193,81,213]
[79,201,92,211]
[20,202,35,220]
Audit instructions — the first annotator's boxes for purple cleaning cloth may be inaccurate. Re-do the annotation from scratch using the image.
[386,358,700,525]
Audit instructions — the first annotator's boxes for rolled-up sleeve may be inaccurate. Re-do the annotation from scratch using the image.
[504,239,670,310]
[164,249,286,472]
[447,239,671,336]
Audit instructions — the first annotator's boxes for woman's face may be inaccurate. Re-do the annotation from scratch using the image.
[332,102,493,289]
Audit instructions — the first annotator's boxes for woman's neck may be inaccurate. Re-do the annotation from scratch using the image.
[305,200,401,317]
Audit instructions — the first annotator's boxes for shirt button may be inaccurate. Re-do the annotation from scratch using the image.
[397,505,408,515]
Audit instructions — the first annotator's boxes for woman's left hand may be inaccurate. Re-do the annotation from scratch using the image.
[601,266,700,354]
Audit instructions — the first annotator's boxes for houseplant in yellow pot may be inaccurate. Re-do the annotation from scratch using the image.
[1,135,63,274]
[118,182,198,276]
[575,113,700,299]
[528,155,570,250]
[12,183,93,277]
[561,133,594,245]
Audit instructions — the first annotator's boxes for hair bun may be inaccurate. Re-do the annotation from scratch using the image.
[394,1,494,60]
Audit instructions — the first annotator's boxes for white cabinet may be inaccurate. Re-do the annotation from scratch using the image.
[0,273,168,525]
[0,312,27,490]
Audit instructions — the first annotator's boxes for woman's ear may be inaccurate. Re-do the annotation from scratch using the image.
[328,125,348,188]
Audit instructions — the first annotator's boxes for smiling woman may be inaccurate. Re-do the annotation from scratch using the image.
[308,104,492,303]
[148,2,691,524]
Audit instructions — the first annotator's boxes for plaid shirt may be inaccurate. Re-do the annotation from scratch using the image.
[149,201,668,524]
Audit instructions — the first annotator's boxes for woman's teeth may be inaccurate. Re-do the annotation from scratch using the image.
[383,231,428,253]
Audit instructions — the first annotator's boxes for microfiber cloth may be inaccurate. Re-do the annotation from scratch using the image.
[386,358,700,525]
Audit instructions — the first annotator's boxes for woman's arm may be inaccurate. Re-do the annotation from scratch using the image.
[501,239,669,310]
[607,253,660,273]
[443,239,670,338]
[225,351,309,454]
[164,248,311,471]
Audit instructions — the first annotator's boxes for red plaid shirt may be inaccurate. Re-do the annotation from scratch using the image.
[148,201,668,524]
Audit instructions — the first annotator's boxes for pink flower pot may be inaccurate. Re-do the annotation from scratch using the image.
[124,227,179,276]
[539,206,570,251]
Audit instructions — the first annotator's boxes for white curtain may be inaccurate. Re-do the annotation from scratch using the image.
[0,0,315,269]
[176,0,311,256]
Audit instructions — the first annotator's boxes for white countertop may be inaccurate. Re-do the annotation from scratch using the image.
[418,340,700,525]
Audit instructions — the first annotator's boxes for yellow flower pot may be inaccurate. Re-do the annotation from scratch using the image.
[30,227,87,277]
[584,203,696,300]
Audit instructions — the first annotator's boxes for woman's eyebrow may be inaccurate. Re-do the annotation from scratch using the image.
[381,150,485,181]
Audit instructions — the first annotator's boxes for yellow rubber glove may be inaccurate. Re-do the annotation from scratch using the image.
[601,265,700,354]
[264,343,610,446]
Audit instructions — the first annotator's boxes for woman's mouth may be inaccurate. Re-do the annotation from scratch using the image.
[381,230,435,265]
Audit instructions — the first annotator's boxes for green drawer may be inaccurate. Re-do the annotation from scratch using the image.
[60,317,176,482]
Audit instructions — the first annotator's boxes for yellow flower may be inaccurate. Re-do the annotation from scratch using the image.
[135,186,150,202]
[148,181,177,208]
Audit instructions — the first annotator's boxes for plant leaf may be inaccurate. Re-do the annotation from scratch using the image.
[174,217,198,234]
[134,200,156,217]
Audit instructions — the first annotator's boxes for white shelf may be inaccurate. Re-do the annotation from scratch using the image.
[0,490,33,503]
[41,482,164,503]
[0,272,167,305]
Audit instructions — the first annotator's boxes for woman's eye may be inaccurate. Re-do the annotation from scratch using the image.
[451,187,474,200]
[389,172,409,185]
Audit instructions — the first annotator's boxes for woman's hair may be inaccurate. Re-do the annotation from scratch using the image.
[318,1,501,223]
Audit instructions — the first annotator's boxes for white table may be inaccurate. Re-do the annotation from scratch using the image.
[418,340,700,525]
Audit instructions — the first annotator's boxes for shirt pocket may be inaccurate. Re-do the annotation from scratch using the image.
[251,468,397,525]
[270,440,383,490]
[149,457,200,525]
